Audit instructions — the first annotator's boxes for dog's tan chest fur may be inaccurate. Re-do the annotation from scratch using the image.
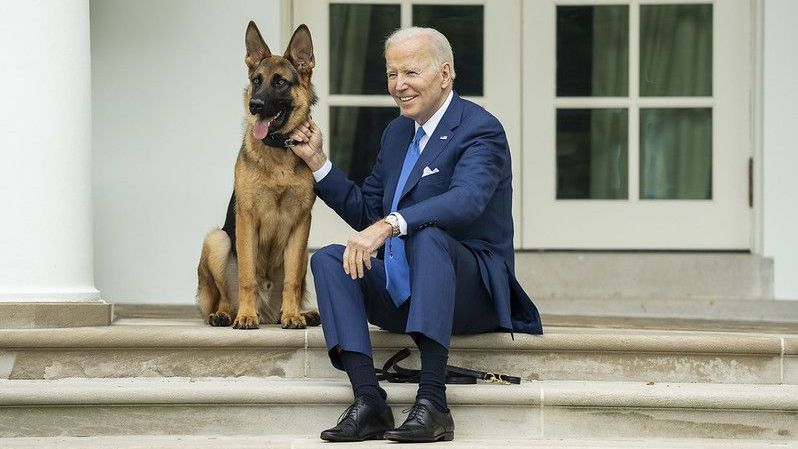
[236,143,315,211]
[234,143,315,276]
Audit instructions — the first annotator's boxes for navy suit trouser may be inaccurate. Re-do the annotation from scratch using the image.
[311,227,500,370]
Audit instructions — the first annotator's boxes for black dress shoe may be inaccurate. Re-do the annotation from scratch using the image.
[383,398,454,442]
[320,395,395,442]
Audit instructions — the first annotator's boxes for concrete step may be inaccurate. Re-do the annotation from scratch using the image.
[2,319,797,384]
[536,297,798,322]
[112,303,798,328]
[1,377,796,440]
[0,435,794,449]
[513,252,774,301]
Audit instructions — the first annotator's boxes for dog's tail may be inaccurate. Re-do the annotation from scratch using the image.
[196,229,233,321]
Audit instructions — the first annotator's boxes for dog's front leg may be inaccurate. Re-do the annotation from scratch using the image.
[280,212,318,329]
[233,208,260,329]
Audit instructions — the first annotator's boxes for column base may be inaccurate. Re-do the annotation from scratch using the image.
[0,301,113,329]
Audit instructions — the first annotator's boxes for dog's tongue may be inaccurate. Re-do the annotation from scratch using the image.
[253,116,273,140]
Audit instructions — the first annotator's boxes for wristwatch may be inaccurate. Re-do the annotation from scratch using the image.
[384,213,401,238]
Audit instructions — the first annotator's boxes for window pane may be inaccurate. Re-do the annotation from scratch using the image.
[413,5,483,96]
[640,5,712,97]
[330,4,400,95]
[330,106,398,186]
[640,108,712,199]
[557,6,629,97]
[557,109,628,199]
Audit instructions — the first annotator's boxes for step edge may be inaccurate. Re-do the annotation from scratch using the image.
[2,378,797,411]
[1,327,792,354]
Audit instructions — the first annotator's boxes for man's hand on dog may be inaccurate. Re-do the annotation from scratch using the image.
[289,119,328,172]
[343,221,394,280]
[291,118,392,280]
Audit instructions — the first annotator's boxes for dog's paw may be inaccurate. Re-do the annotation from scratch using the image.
[208,311,232,327]
[232,313,260,329]
[302,310,321,327]
[281,313,307,329]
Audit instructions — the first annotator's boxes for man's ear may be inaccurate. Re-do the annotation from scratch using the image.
[285,24,315,74]
[440,62,453,89]
[245,21,272,69]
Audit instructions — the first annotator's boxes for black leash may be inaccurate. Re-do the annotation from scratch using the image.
[375,348,521,385]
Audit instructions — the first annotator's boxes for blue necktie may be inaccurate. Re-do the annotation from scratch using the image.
[385,126,425,306]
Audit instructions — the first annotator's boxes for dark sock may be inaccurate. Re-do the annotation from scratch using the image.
[339,350,387,404]
[416,335,449,412]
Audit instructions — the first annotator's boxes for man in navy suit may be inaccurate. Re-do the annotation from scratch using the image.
[289,27,542,443]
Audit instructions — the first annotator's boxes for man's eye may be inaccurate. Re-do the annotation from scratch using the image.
[387,73,396,79]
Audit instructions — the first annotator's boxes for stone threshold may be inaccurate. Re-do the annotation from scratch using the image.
[112,302,798,331]
[3,319,796,354]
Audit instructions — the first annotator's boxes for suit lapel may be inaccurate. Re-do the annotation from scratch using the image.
[399,93,464,200]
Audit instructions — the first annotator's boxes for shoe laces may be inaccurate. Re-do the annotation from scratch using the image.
[337,397,369,425]
[402,401,431,422]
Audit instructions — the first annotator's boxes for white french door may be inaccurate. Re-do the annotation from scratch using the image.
[522,0,753,249]
[293,0,754,250]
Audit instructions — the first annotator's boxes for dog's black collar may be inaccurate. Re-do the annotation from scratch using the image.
[261,132,295,149]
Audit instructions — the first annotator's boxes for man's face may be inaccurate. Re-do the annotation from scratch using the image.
[386,37,451,125]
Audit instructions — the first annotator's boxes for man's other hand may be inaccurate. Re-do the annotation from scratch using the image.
[289,119,327,171]
[343,221,393,279]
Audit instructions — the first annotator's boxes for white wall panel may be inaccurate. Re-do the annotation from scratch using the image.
[91,0,282,303]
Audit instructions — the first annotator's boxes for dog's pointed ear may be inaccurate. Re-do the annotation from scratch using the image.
[285,24,314,74]
[245,21,272,68]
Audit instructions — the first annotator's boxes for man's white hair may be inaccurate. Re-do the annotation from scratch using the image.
[384,27,456,80]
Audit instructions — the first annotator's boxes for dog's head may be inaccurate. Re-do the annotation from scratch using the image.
[243,22,317,144]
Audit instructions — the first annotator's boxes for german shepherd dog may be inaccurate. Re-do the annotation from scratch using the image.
[196,22,320,330]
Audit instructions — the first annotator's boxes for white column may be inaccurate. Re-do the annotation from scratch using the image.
[0,0,99,302]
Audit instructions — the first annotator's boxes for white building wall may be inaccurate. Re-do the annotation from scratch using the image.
[89,0,797,304]
[763,0,798,299]
[91,0,282,303]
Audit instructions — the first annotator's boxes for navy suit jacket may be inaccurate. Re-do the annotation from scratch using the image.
[315,92,542,336]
